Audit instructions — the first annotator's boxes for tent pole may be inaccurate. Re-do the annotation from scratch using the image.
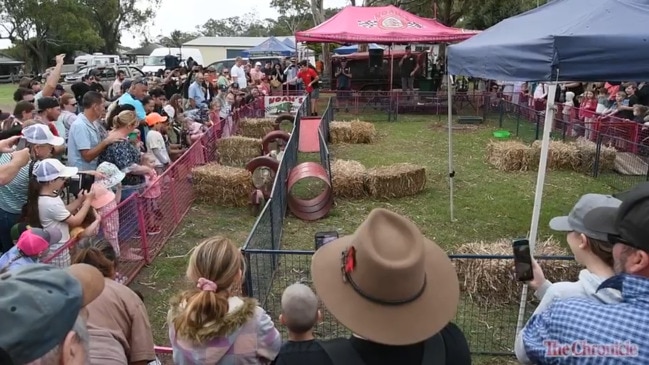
[515,82,558,336]
[447,74,455,222]
[390,43,394,91]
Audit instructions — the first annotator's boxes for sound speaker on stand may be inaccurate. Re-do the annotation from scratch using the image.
[368,49,384,69]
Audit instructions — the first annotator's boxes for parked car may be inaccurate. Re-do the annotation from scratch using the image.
[64,64,145,90]
[43,64,79,83]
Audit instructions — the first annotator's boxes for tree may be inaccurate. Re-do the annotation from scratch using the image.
[462,0,537,29]
[157,30,199,48]
[198,13,271,37]
[0,0,102,70]
[80,0,162,54]
[270,0,313,34]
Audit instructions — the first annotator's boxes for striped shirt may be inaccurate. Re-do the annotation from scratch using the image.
[0,154,30,214]
[523,274,649,364]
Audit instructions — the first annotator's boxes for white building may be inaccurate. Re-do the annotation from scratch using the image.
[183,36,297,65]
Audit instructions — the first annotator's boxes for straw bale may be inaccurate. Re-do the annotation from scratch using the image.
[329,121,352,144]
[331,159,367,199]
[454,238,581,306]
[529,140,580,170]
[573,137,616,174]
[192,163,253,207]
[238,118,277,139]
[485,141,532,172]
[365,163,426,199]
[330,120,376,144]
[216,136,262,167]
[350,120,377,143]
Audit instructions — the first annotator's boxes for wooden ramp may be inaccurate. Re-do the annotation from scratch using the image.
[614,152,648,176]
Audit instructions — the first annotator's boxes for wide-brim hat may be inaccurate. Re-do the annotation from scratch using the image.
[311,208,459,346]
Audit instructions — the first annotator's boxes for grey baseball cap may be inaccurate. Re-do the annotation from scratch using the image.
[0,264,105,364]
[549,193,622,241]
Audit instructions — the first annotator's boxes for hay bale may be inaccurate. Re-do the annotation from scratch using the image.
[365,163,426,199]
[216,136,262,167]
[331,159,367,199]
[192,163,253,207]
[485,141,532,171]
[574,137,616,173]
[330,120,376,144]
[454,238,581,306]
[529,140,580,170]
[239,118,277,139]
[350,120,376,143]
[330,121,352,144]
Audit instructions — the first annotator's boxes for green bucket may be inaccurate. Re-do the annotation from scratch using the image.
[493,130,511,139]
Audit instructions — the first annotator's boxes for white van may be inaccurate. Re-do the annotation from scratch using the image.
[74,53,122,67]
[142,47,204,74]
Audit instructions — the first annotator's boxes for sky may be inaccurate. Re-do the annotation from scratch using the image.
[121,0,352,48]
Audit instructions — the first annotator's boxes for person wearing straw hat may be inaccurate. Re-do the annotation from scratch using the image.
[309,208,470,365]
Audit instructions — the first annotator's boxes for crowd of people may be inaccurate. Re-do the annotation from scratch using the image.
[2,181,649,364]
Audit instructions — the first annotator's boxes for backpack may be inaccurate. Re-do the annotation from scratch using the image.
[318,333,445,365]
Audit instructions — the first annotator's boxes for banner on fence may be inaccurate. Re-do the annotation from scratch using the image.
[264,96,304,117]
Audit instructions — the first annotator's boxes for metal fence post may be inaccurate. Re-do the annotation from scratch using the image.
[593,133,603,177]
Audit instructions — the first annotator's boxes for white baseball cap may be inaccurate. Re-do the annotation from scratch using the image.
[32,158,78,182]
[255,62,262,66]
[22,124,64,146]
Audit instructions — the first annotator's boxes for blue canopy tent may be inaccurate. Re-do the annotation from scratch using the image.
[445,0,649,340]
[282,38,296,49]
[241,36,296,57]
[333,43,383,55]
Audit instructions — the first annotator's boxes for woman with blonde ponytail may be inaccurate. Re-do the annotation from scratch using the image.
[168,236,281,364]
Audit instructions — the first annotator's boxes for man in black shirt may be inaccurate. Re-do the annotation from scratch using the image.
[286,208,471,365]
[399,46,419,98]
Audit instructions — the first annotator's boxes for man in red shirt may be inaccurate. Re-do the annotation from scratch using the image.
[285,60,320,116]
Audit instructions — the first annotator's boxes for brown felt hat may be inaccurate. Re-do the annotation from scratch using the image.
[311,208,459,346]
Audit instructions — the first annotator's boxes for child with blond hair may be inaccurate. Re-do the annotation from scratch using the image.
[168,236,281,364]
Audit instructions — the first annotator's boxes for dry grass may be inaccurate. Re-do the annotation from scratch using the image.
[574,137,617,173]
[331,159,367,199]
[238,118,277,139]
[364,163,426,199]
[330,120,376,144]
[216,136,262,167]
[529,140,580,170]
[192,163,253,207]
[454,238,580,306]
[485,141,532,171]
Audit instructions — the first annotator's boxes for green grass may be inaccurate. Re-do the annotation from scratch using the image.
[132,111,614,362]
[0,83,16,110]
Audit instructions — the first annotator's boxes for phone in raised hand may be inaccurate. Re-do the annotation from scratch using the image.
[512,238,534,282]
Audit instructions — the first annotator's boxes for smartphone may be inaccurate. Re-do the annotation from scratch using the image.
[80,173,95,192]
[315,231,339,250]
[512,238,534,281]
[14,137,27,151]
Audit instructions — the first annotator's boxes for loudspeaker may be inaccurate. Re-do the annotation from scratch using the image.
[368,48,384,69]
[164,54,180,70]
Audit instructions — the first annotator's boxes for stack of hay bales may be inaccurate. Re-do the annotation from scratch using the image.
[454,238,580,306]
[574,137,616,173]
[529,140,580,170]
[365,163,426,199]
[216,136,262,167]
[238,118,277,139]
[331,159,367,198]
[192,163,253,207]
[486,141,532,171]
[330,120,377,144]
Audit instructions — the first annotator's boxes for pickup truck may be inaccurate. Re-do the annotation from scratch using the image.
[63,64,145,91]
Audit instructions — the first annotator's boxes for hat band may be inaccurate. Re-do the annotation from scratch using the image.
[344,271,426,306]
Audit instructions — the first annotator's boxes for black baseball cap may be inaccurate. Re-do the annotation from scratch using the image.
[37,97,59,112]
[583,182,649,251]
